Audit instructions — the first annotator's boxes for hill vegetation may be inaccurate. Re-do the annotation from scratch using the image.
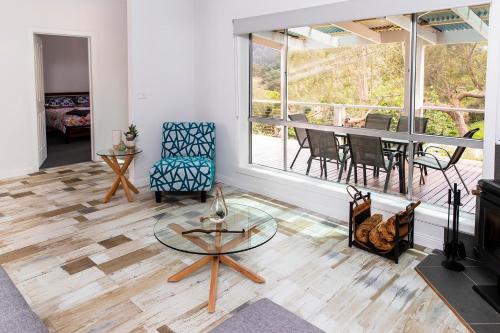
[252,39,487,139]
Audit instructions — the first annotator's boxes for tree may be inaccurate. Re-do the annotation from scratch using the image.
[424,43,486,136]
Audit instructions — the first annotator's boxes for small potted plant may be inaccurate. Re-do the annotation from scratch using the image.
[124,124,139,148]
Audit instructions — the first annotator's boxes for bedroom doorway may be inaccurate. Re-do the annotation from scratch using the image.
[34,33,93,169]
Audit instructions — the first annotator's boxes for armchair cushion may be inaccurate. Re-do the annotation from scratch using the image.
[150,156,215,192]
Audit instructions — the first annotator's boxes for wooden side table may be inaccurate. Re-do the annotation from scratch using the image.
[97,148,142,203]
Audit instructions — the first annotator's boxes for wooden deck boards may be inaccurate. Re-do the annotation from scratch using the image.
[0,161,468,332]
[253,134,482,213]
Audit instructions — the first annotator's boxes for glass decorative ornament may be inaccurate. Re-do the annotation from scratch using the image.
[208,185,228,224]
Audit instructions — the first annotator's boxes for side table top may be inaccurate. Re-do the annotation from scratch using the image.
[97,148,142,157]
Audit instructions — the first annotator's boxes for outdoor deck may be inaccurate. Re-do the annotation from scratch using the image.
[252,134,482,214]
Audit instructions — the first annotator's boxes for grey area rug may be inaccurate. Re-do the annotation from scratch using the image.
[0,266,48,333]
[210,298,324,333]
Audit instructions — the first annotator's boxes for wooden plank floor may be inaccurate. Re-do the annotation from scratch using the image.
[0,162,468,332]
[252,134,482,214]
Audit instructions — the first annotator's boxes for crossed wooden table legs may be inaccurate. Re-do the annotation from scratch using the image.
[101,154,139,203]
[167,223,265,313]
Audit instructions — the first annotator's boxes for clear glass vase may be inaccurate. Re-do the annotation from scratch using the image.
[208,185,228,224]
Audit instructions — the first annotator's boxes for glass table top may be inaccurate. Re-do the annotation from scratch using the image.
[96,148,142,157]
[153,204,277,255]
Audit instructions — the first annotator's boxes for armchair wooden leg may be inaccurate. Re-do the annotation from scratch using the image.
[201,191,207,203]
[155,191,162,203]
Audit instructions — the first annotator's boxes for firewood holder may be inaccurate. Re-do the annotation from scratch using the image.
[348,192,415,264]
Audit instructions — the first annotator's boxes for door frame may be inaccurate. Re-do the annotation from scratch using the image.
[30,28,96,169]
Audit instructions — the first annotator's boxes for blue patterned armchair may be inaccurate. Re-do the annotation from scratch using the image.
[150,122,216,202]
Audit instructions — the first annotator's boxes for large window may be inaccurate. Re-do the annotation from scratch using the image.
[249,4,489,213]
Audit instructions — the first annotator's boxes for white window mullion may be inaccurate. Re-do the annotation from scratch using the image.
[282,31,289,171]
[407,13,418,200]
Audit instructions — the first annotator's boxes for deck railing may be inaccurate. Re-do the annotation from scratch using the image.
[252,99,485,130]
[252,99,484,114]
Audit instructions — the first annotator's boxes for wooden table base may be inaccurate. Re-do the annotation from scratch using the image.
[168,255,265,313]
[101,155,139,203]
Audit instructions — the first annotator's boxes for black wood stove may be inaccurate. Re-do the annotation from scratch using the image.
[474,179,500,312]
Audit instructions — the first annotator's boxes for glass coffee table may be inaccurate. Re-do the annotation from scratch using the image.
[154,203,277,313]
[96,148,142,203]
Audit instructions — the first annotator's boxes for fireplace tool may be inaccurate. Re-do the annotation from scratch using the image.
[442,183,466,271]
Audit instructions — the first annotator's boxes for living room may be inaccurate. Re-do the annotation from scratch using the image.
[0,0,499,332]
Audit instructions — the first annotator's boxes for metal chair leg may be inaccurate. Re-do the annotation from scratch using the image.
[354,163,358,183]
[384,160,394,193]
[418,165,425,185]
[363,165,367,186]
[346,162,353,182]
[324,159,328,178]
[338,157,347,182]
[306,157,313,175]
[290,147,303,169]
[453,164,470,195]
[441,169,452,190]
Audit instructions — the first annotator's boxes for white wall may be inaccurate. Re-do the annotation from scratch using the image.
[127,0,196,184]
[41,35,89,93]
[0,0,128,179]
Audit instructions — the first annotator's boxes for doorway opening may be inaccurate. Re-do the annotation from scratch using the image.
[34,34,93,169]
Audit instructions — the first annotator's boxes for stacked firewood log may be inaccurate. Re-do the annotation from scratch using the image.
[355,201,420,252]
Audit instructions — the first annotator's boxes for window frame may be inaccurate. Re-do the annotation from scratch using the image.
[248,5,488,200]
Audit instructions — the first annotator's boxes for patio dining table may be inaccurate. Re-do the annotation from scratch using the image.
[335,133,419,194]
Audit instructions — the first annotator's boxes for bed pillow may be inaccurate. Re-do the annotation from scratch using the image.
[45,96,75,107]
[76,95,90,106]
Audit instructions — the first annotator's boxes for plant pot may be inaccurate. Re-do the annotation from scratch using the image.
[125,139,136,148]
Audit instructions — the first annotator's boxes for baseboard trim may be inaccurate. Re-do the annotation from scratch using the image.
[134,176,149,188]
[0,167,38,181]
[414,231,443,250]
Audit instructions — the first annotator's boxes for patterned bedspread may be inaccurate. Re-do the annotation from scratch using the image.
[46,107,91,134]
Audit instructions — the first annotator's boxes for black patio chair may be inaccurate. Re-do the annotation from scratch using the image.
[364,113,392,176]
[395,116,428,133]
[306,129,349,182]
[346,134,400,193]
[413,128,480,195]
[389,116,429,154]
[288,113,310,169]
[365,113,392,131]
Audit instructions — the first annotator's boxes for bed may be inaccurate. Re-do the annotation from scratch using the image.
[45,93,91,143]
